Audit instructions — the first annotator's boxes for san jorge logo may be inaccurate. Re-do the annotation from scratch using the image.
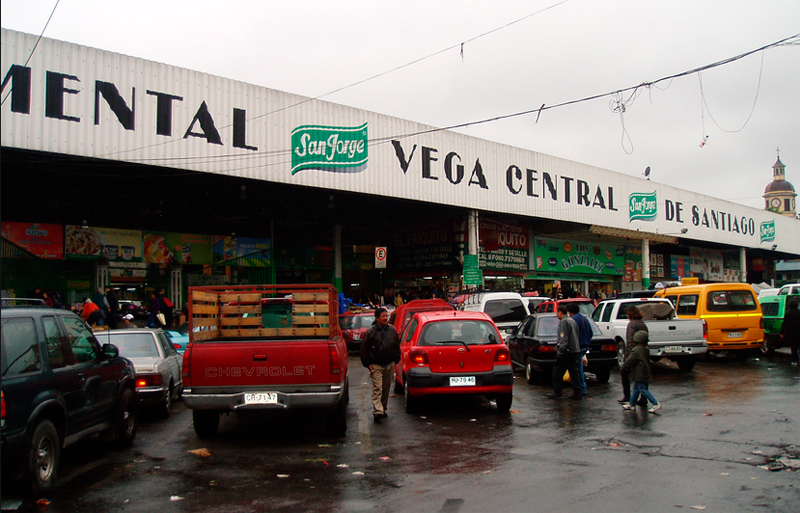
[629,192,658,222]
[760,220,776,243]
[291,123,368,174]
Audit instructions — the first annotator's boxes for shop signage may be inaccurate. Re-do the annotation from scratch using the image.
[760,220,776,243]
[144,232,213,265]
[622,245,642,282]
[534,237,623,276]
[393,222,457,271]
[212,236,271,266]
[291,124,368,174]
[681,277,700,285]
[463,267,484,286]
[629,192,657,222]
[65,225,141,261]
[1,221,63,259]
[375,247,387,269]
[479,220,529,272]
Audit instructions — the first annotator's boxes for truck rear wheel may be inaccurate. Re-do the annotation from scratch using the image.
[593,368,611,384]
[676,357,696,372]
[193,410,220,438]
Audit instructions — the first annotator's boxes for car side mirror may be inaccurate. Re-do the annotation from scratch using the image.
[102,343,119,358]
[505,328,515,335]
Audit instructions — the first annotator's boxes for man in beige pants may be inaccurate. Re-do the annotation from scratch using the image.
[359,308,401,423]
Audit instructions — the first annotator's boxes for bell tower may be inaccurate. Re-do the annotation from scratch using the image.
[763,148,796,217]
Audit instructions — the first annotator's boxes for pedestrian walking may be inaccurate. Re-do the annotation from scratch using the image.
[547,305,583,400]
[359,307,401,422]
[619,305,648,404]
[567,303,592,396]
[93,287,109,319]
[148,292,163,328]
[105,286,119,329]
[620,330,662,413]
[780,300,800,366]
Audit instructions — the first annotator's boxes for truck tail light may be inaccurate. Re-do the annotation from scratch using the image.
[182,346,192,388]
[329,342,342,375]
[136,374,163,388]
[702,319,708,339]
[601,344,617,352]
[409,348,429,364]
[494,347,510,362]
[1,390,6,420]
[538,345,556,352]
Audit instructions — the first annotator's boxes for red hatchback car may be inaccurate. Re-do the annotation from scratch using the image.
[393,310,513,413]
[339,311,375,352]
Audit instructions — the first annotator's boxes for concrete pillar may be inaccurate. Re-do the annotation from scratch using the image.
[740,248,747,283]
[467,210,479,255]
[642,239,651,289]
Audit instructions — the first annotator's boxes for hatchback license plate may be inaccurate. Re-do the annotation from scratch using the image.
[353,333,361,340]
[450,376,476,387]
[244,392,278,405]
[664,346,683,353]
[727,332,742,338]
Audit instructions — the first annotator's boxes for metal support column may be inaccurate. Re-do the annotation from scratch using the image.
[170,266,182,311]
[642,239,651,289]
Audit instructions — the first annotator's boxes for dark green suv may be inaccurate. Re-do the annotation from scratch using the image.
[1,299,138,494]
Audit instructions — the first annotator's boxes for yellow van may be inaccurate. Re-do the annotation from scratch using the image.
[653,283,763,353]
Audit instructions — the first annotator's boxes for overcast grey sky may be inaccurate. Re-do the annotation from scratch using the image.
[2,0,799,210]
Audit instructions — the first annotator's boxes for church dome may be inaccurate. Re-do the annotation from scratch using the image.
[764,180,795,194]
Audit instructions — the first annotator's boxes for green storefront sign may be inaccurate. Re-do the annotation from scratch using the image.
[629,191,658,222]
[291,123,368,174]
[534,237,624,276]
[760,220,776,243]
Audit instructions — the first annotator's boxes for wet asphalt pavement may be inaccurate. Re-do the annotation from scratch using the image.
[2,351,798,513]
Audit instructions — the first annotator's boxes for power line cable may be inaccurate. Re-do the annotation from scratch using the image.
[0,0,61,107]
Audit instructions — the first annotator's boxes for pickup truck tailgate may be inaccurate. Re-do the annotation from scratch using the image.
[187,340,337,388]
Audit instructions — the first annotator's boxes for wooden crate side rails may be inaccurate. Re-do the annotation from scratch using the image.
[190,290,220,303]
[219,293,262,303]
[219,317,263,327]
[292,304,328,314]
[293,315,330,326]
[191,317,219,328]
[292,292,328,302]
[218,327,331,338]
[193,330,220,342]
[220,305,261,315]
[191,304,220,315]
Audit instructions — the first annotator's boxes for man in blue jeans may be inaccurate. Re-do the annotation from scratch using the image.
[567,303,592,396]
[548,305,583,400]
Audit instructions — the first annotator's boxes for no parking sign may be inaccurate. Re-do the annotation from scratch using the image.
[375,246,387,269]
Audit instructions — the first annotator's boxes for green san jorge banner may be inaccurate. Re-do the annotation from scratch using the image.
[291,123,368,174]
[534,236,624,276]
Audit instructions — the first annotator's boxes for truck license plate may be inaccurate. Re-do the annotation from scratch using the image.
[353,333,361,340]
[664,346,683,353]
[244,392,278,405]
[727,332,742,338]
[450,376,476,387]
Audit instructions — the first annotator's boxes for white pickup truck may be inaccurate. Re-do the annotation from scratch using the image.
[591,298,708,371]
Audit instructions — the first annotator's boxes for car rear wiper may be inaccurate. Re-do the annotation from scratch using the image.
[440,340,470,351]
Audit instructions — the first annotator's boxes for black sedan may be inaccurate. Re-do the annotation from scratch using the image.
[506,313,618,385]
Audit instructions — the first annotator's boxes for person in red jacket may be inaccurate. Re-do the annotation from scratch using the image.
[81,299,105,326]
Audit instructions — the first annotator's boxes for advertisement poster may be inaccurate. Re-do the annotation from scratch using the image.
[211,236,272,266]
[534,237,624,276]
[65,225,142,261]
[479,220,529,272]
[144,232,213,265]
[671,256,691,279]
[689,248,724,282]
[1,221,64,259]
[622,245,642,282]
[393,222,458,272]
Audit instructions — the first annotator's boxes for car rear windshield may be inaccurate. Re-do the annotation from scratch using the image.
[760,302,780,317]
[537,316,602,337]
[105,333,160,357]
[340,315,373,330]
[418,320,500,346]
[484,299,527,323]
[706,290,757,312]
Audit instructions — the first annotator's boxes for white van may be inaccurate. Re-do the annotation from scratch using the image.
[460,292,528,339]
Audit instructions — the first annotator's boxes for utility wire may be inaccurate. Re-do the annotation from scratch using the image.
[0,0,61,107]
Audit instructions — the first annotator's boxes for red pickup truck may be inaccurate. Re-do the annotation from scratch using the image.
[181,284,348,437]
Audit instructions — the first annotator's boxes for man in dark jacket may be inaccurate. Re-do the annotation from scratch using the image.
[567,303,592,396]
[780,300,800,366]
[360,307,401,422]
[105,286,119,329]
[548,305,583,400]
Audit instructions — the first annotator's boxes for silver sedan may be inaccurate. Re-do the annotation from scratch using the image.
[95,328,183,417]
